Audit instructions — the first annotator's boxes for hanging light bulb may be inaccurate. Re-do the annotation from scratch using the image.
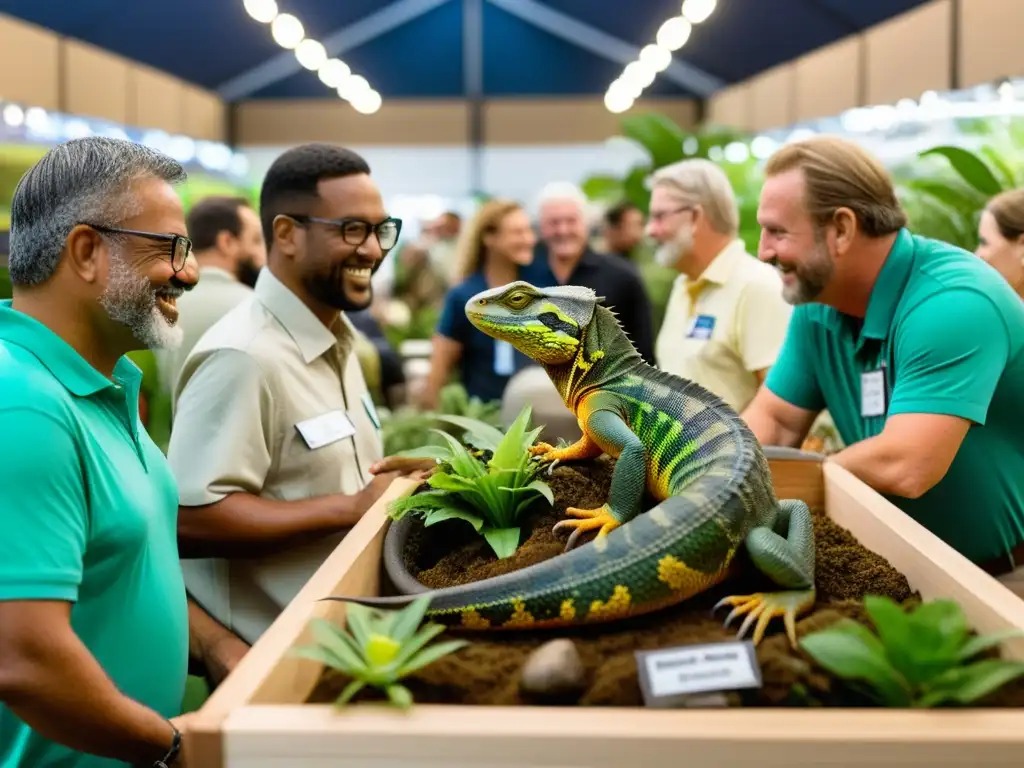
[295,39,327,70]
[682,0,717,24]
[271,13,304,49]
[243,0,277,23]
[657,17,692,50]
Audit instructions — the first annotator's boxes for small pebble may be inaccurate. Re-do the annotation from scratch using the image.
[519,638,587,701]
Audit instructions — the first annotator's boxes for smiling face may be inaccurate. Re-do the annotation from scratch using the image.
[539,198,588,262]
[756,168,835,305]
[291,173,390,313]
[977,208,1024,291]
[465,280,595,365]
[92,175,198,350]
[485,207,536,268]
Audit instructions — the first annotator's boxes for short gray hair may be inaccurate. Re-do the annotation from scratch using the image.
[650,158,739,237]
[9,136,187,287]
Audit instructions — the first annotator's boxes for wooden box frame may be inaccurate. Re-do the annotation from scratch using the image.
[187,451,1024,767]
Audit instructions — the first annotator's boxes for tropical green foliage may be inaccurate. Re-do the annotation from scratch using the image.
[800,595,1024,708]
[386,405,553,559]
[379,382,503,455]
[291,595,468,709]
[580,112,764,254]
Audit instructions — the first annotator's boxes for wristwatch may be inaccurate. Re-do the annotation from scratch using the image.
[153,722,181,767]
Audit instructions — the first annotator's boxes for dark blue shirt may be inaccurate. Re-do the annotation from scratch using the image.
[436,269,553,404]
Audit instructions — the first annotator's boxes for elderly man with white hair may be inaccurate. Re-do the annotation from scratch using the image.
[646,158,792,413]
[523,181,655,363]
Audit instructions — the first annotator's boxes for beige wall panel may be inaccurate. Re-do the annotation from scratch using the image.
[749,64,796,131]
[0,14,60,109]
[63,40,129,124]
[235,100,470,145]
[794,36,862,123]
[865,0,950,105]
[483,98,698,144]
[130,65,184,133]
[182,86,227,142]
[960,0,1024,87]
[707,84,751,130]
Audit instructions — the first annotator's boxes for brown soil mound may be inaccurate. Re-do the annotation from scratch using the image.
[309,456,1024,708]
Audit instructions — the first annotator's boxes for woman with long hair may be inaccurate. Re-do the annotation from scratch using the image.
[978,189,1024,299]
[419,199,537,408]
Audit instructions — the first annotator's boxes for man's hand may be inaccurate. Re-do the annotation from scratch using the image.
[187,599,248,688]
[201,634,249,687]
[170,712,196,768]
[368,456,437,481]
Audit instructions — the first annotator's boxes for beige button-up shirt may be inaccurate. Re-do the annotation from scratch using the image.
[167,268,384,645]
[655,239,793,413]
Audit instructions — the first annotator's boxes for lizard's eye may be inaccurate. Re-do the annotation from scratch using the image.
[477,299,486,305]
[506,292,529,308]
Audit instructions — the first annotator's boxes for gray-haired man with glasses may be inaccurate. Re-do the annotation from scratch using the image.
[166,143,430,648]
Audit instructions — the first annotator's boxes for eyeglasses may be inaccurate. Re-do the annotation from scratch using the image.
[84,224,192,273]
[285,214,402,251]
[648,205,696,224]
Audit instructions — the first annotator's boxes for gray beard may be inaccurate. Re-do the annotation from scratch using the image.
[782,243,835,305]
[99,253,184,350]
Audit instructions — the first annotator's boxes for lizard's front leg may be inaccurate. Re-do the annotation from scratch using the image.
[528,430,603,464]
[553,409,647,551]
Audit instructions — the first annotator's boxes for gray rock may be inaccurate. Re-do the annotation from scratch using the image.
[519,639,587,701]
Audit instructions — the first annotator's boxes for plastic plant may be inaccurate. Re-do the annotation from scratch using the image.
[386,404,554,559]
[799,594,1024,708]
[290,595,468,709]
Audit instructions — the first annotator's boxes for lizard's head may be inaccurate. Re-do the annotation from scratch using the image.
[465,280,597,365]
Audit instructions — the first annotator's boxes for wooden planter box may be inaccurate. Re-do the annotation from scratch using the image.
[187,450,1024,767]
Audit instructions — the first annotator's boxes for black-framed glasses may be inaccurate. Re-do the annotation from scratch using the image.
[84,224,192,273]
[285,214,402,251]
[648,205,696,224]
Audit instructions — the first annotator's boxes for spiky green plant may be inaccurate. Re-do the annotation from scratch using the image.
[387,405,553,559]
[290,595,468,709]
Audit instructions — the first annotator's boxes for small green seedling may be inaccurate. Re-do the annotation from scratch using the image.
[387,405,554,559]
[291,595,468,709]
[800,594,1024,708]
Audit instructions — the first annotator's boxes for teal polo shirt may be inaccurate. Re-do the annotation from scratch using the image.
[767,228,1024,565]
[0,301,189,767]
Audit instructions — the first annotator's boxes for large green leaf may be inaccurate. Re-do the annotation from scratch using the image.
[424,506,485,532]
[490,405,533,470]
[864,596,921,684]
[581,174,626,202]
[623,164,652,212]
[957,629,1024,661]
[620,112,688,168]
[499,478,554,507]
[483,526,522,559]
[799,619,910,706]
[917,659,1024,707]
[905,599,970,676]
[390,622,447,671]
[434,414,505,453]
[919,146,1004,196]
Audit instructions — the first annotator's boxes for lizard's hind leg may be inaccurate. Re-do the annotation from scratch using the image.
[713,499,817,647]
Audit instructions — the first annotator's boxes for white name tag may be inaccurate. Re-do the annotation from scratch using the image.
[493,339,515,376]
[635,641,761,705]
[861,369,886,418]
[295,410,356,450]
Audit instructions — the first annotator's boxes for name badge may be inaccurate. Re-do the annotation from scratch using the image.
[635,640,762,707]
[687,314,716,340]
[295,409,356,450]
[861,368,886,418]
[362,391,381,430]
[493,339,515,376]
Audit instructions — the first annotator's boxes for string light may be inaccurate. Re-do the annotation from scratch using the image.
[241,2,382,114]
[605,1,718,113]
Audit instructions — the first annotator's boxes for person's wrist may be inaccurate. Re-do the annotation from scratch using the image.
[142,720,180,767]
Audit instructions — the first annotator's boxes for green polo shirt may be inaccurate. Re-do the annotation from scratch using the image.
[0,301,189,767]
[767,228,1024,565]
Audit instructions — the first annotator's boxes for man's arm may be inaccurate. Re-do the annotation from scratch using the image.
[741,306,823,447]
[0,408,177,764]
[829,289,1009,499]
[169,349,400,559]
[742,386,820,448]
[187,598,248,686]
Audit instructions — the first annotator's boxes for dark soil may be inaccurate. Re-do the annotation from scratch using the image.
[308,456,1024,709]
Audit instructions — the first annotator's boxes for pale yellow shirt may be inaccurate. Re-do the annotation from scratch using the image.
[655,239,792,412]
[155,266,254,401]
[166,268,384,645]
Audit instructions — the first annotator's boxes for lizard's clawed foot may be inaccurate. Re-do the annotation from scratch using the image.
[713,589,815,648]
[529,442,556,458]
[552,504,622,551]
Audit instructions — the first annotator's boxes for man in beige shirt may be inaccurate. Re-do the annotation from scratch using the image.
[167,144,428,646]
[648,158,792,412]
[156,195,266,400]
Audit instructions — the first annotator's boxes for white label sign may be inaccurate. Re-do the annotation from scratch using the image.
[861,369,886,418]
[636,641,761,704]
[295,409,356,450]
